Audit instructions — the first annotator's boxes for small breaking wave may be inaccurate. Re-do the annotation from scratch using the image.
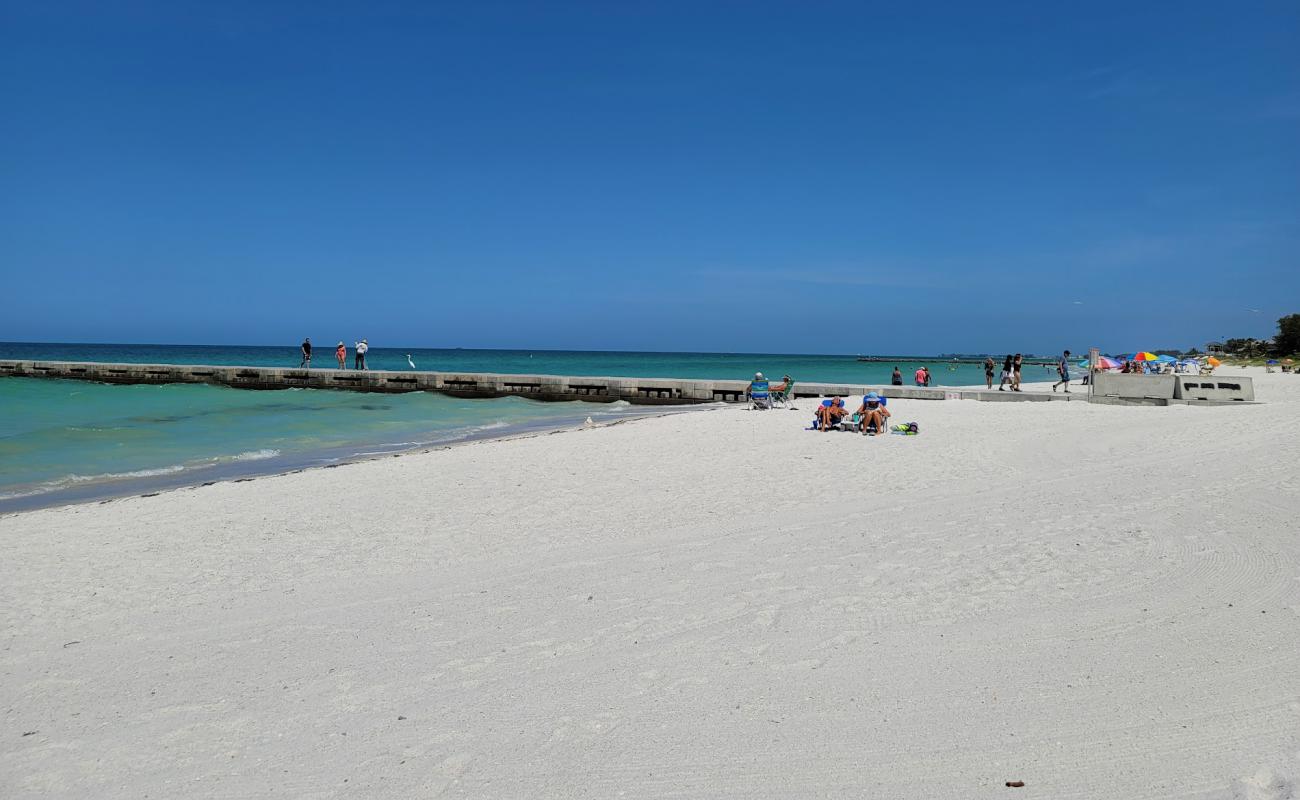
[67,465,186,483]
[215,449,281,463]
[0,464,188,501]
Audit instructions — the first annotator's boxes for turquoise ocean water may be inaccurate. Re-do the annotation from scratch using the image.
[0,343,1056,510]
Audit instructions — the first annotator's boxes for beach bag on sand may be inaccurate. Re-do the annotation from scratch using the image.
[891,422,919,435]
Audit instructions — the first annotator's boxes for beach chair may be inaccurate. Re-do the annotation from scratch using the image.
[748,380,772,410]
[852,394,888,435]
[810,398,849,429]
[771,380,796,409]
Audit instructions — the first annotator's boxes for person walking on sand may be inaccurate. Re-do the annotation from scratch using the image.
[299,337,312,368]
[998,354,1014,391]
[1053,349,1072,392]
[984,356,995,389]
[354,339,369,370]
[891,366,903,386]
[335,341,346,369]
[1012,353,1024,391]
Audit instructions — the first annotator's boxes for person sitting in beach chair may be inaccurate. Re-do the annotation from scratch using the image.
[852,392,890,436]
[814,396,849,431]
[747,372,772,410]
[769,375,795,408]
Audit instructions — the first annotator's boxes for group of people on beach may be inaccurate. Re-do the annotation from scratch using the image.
[300,338,369,370]
[983,351,1073,392]
[989,354,1025,391]
[889,366,933,387]
[813,393,892,435]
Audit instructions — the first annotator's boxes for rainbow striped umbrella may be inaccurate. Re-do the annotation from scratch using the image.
[1081,356,1121,369]
[1129,351,1159,362]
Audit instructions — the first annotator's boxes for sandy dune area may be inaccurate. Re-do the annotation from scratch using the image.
[2,369,1298,799]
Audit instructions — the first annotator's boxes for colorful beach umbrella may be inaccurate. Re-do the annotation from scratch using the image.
[1130,351,1159,361]
[1267,359,1279,365]
[1206,356,1222,367]
[1155,354,1177,363]
[1080,356,1121,369]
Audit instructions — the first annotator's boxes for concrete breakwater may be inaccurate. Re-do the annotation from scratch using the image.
[0,359,1033,405]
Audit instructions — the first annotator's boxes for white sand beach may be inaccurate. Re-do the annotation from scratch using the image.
[2,368,1298,799]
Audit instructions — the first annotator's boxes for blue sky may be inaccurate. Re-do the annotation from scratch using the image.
[2,1,1297,354]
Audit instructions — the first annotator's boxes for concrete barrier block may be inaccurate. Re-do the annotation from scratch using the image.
[1174,375,1254,402]
[1092,373,1176,399]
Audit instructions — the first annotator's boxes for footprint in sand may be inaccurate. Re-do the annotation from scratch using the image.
[1230,766,1294,800]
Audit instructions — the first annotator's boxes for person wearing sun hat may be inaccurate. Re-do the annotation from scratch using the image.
[854,391,890,436]
[747,372,771,409]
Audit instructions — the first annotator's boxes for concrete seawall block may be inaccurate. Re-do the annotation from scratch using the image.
[1174,376,1254,402]
[1093,373,1176,400]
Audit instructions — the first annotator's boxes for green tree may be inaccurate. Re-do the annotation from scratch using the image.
[1276,313,1300,356]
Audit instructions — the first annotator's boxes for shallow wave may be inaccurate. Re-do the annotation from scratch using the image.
[0,464,189,500]
[212,449,282,463]
[67,465,186,483]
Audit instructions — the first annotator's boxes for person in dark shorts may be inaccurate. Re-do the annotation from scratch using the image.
[299,337,312,368]
[984,356,995,389]
[1012,353,1024,391]
[891,367,903,386]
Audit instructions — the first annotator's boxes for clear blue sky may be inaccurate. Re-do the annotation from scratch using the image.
[2,1,1297,354]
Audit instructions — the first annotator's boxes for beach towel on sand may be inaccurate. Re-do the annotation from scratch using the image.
[890,422,919,435]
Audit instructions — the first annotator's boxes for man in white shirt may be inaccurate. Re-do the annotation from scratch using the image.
[354,339,369,370]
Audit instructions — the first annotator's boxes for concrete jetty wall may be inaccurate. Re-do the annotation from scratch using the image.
[0,359,973,405]
[1,360,1253,406]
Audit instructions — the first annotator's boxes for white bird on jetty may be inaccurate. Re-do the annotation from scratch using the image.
[406,354,416,369]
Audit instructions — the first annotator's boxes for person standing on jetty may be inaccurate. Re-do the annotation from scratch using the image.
[299,337,312,368]
[999,355,1014,391]
[1053,350,1072,392]
[1012,353,1024,391]
[354,339,369,370]
[984,356,995,389]
[335,341,346,369]
[891,366,903,386]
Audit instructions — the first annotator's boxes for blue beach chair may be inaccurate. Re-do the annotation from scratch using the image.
[809,397,849,430]
[849,393,888,434]
[748,375,771,410]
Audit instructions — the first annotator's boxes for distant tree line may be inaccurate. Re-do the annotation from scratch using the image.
[1205,313,1300,358]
